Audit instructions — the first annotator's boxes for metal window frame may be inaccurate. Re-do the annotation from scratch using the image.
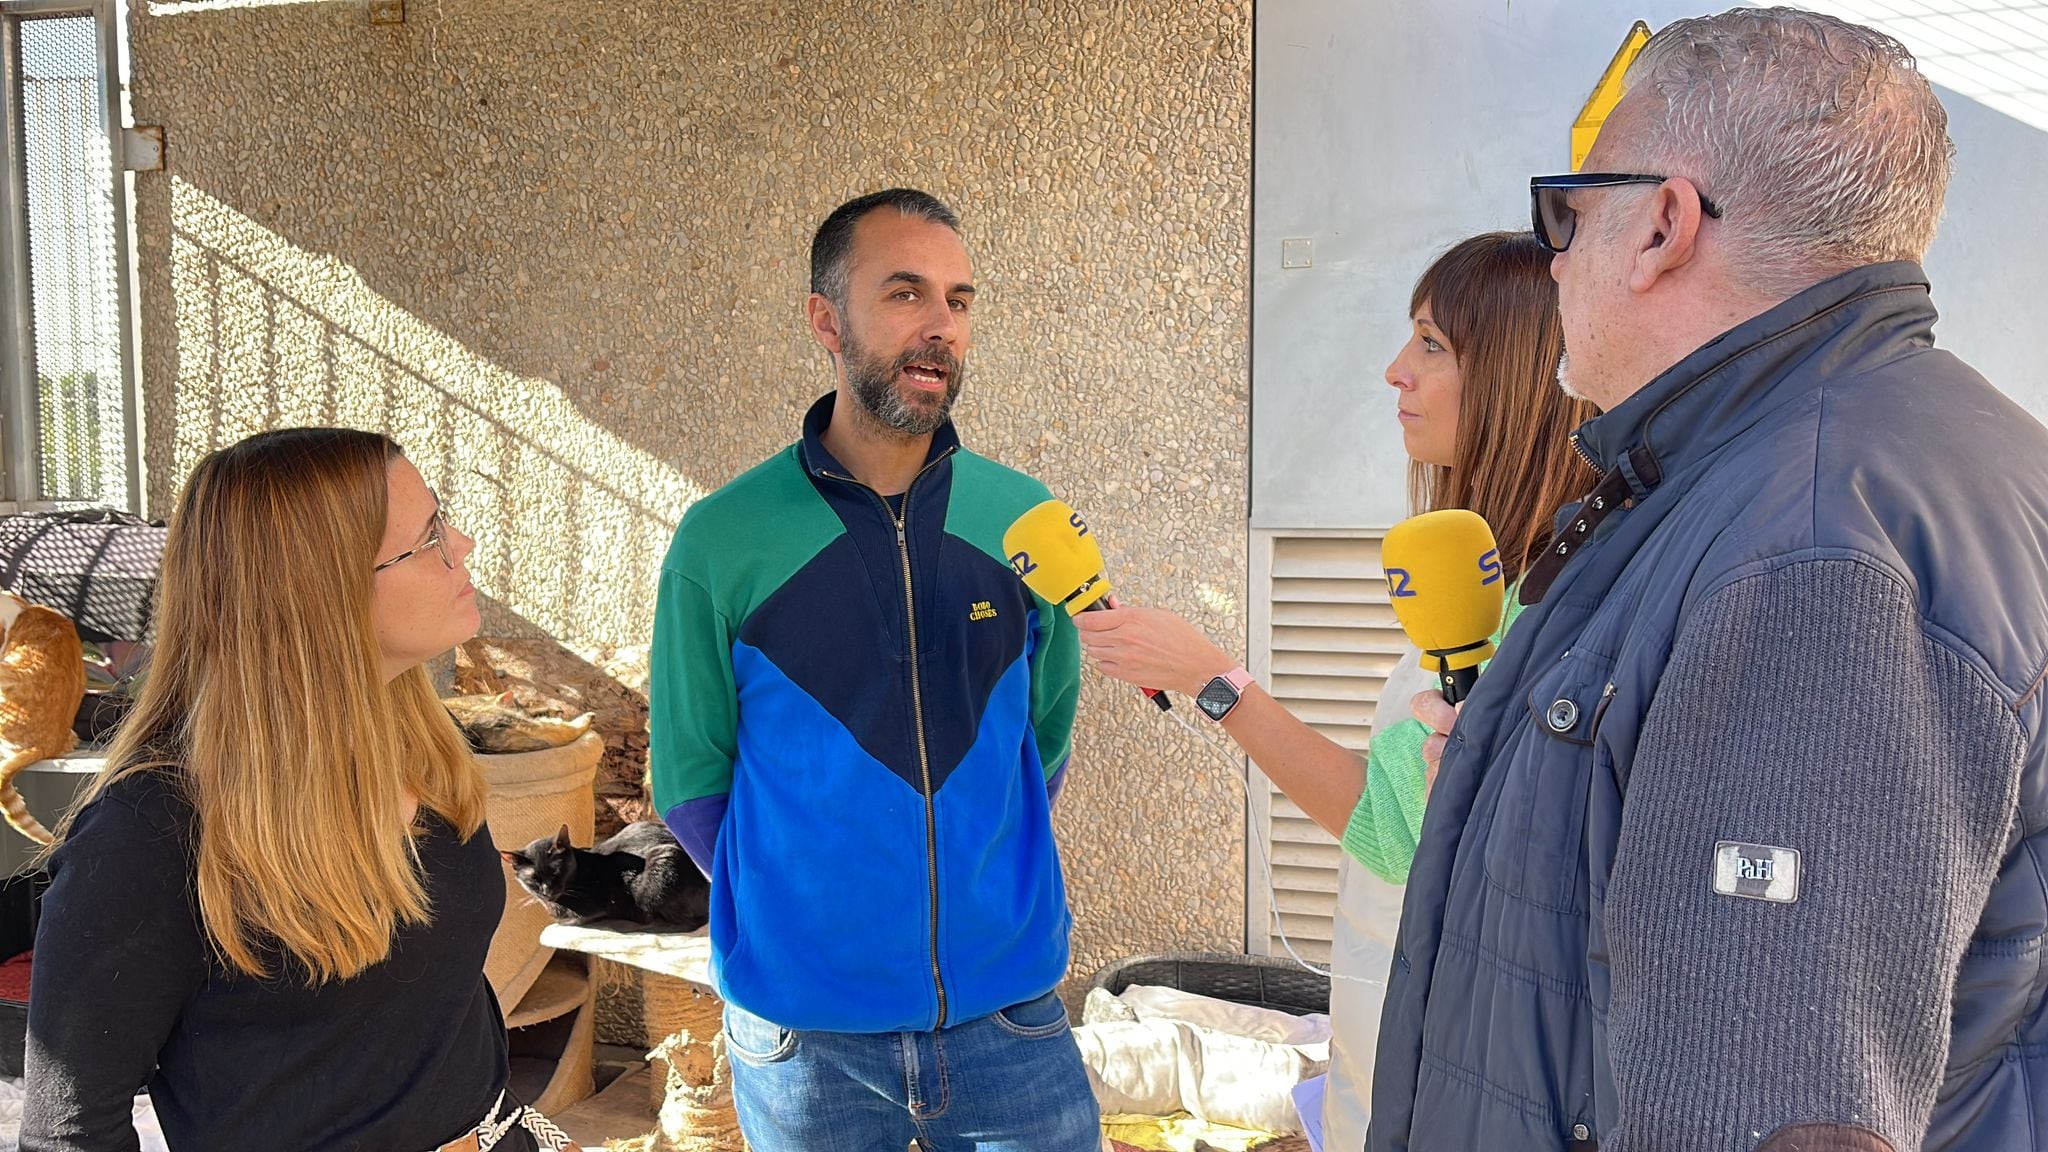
[0,0,142,513]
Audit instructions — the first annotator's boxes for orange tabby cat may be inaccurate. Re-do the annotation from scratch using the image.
[0,591,86,844]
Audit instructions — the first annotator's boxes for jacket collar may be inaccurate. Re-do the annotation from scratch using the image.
[1574,260,1938,480]
[798,391,961,482]
[1519,261,1937,606]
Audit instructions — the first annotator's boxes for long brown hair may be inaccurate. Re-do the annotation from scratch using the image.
[1407,232,1594,583]
[51,428,485,982]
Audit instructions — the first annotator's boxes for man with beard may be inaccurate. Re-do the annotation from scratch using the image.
[648,189,1097,1151]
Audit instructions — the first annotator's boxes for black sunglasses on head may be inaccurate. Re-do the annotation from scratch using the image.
[1530,172,1724,253]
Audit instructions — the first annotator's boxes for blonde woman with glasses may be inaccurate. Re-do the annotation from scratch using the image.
[22,428,580,1152]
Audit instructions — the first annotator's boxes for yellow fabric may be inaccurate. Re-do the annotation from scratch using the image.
[1101,1111,1274,1151]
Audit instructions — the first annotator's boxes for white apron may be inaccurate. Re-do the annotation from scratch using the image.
[1322,643,1434,1151]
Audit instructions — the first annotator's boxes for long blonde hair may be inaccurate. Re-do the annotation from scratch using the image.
[1406,232,1596,583]
[53,428,485,983]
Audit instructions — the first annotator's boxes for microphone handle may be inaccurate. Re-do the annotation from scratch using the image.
[1439,665,1479,705]
[1082,596,1173,711]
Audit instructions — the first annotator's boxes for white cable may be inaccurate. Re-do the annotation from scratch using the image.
[1161,703,1384,989]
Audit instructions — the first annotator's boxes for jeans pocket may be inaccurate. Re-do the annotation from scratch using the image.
[722,1001,798,1066]
[990,990,1071,1039]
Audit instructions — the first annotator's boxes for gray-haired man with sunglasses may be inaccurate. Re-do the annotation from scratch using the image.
[1376,9,2048,1152]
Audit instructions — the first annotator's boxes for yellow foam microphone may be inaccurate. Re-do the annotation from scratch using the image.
[1003,498,1170,711]
[1380,509,1506,704]
[1003,499,1114,614]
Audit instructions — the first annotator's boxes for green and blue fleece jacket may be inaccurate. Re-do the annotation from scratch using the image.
[650,394,1082,1033]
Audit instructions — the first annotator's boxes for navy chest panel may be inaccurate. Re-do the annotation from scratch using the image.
[735,522,1034,795]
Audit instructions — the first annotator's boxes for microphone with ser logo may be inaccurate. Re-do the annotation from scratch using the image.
[1002,499,1171,711]
[1381,508,1506,705]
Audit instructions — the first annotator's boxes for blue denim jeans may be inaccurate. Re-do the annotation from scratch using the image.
[723,990,1100,1152]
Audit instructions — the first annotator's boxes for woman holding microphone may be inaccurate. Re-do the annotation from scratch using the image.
[1077,231,1592,1148]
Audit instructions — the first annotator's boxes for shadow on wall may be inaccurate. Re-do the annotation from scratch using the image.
[132,0,1256,985]
[164,178,696,826]
[166,177,706,651]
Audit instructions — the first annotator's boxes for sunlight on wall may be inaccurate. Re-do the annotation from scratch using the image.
[147,0,334,16]
[132,0,1255,979]
[1779,1,2048,131]
[1196,581,1239,617]
[167,176,706,648]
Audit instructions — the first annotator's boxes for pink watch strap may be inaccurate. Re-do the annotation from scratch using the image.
[1221,666,1254,692]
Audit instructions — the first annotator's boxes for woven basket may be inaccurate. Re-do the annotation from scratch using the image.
[1088,950,1331,1016]
[479,731,602,1011]
[641,971,745,1150]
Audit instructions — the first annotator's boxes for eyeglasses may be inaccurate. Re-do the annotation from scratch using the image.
[373,501,454,573]
[1530,172,1723,253]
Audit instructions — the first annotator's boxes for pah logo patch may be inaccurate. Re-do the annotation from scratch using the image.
[969,600,999,622]
[1712,841,1800,904]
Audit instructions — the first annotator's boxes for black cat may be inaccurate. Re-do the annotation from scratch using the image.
[500,821,710,931]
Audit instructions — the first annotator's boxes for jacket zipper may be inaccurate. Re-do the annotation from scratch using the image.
[1570,430,1599,472]
[820,452,953,1027]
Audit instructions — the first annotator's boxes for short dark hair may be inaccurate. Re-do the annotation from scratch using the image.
[809,189,961,306]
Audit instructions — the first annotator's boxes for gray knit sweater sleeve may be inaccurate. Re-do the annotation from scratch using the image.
[1605,557,2026,1152]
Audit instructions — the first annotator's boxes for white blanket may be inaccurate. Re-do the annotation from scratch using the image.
[1115,984,1331,1047]
[1073,985,1330,1134]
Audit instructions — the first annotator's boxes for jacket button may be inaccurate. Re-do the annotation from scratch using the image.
[1572,1123,1591,1141]
[1546,699,1579,732]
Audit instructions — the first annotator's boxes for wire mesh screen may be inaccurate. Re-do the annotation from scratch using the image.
[0,509,165,643]
[20,16,127,506]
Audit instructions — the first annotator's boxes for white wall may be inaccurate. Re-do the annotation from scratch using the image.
[1253,0,2048,529]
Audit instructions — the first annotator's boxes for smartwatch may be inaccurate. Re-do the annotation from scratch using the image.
[1195,666,1256,722]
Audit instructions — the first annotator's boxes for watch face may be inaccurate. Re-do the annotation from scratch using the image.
[1197,678,1238,720]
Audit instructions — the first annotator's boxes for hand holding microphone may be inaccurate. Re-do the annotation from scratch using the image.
[1075,603,1235,700]
[1413,690,1460,787]
[1003,499,1175,711]
[1382,508,1507,780]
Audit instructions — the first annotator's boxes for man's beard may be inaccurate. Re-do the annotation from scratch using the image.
[843,326,964,437]
[1556,347,1586,401]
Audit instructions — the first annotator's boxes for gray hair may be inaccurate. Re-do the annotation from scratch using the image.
[1621,7,1955,297]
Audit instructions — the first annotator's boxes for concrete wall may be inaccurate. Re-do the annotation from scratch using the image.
[1254,0,2048,530]
[127,0,1253,988]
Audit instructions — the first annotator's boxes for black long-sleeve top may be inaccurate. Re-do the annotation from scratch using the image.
[20,769,512,1152]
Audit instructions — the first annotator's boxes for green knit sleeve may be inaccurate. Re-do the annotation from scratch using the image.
[1339,582,1529,883]
[1344,717,1432,884]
